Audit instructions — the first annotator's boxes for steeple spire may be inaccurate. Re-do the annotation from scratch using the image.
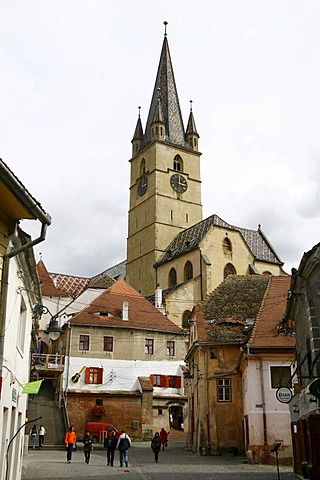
[132,106,144,155]
[143,22,189,149]
[186,100,199,151]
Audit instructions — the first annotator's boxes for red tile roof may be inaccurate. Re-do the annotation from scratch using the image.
[36,260,66,296]
[70,278,183,334]
[249,275,295,349]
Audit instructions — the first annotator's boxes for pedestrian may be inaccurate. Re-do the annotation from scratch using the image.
[169,413,174,429]
[64,425,77,463]
[83,431,93,464]
[104,430,118,466]
[159,427,169,451]
[151,432,162,463]
[30,425,37,449]
[38,425,46,447]
[117,430,131,467]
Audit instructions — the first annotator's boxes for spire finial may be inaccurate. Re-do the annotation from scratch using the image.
[138,106,141,118]
[164,21,168,36]
[190,100,193,112]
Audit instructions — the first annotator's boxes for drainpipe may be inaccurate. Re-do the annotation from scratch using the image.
[247,346,268,463]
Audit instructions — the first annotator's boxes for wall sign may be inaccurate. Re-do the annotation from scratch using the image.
[276,387,293,403]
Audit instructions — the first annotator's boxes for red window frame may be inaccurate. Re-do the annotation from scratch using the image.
[145,338,154,354]
[150,374,181,389]
[103,336,113,352]
[85,367,103,384]
[79,334,89,351]
[166,341,175,356]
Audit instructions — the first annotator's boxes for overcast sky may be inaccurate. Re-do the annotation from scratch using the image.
[2,0,320,278]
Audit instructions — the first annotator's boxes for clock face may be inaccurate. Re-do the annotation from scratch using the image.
[170,173,188,193]
[138,175,148,196]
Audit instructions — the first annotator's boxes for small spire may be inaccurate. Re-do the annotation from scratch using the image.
[190,99,193,112]
[164,21,168,37]
[138,105,141,118]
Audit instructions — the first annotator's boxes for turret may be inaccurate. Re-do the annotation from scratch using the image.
[131,106,144,156]
[185,100,199,151]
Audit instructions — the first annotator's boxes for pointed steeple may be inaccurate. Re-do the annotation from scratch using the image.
[185,100,199,151]
[143,22,189,149]
[132,106,144,155]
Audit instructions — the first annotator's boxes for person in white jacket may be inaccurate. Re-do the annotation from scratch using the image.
[38,425,46,447]
[117,430,131,467]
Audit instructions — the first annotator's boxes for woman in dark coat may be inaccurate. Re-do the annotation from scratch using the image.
[83,431,93,464]
[151,432,162,463]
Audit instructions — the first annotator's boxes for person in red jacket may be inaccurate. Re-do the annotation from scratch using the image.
[159,428,169,451]
[64,426,77,463]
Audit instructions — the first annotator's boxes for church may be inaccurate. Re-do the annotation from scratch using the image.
[124,23,286,327]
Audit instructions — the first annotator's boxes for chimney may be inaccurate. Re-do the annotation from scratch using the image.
[122,301,129,321]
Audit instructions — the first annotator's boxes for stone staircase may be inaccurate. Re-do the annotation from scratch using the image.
[26,379,67,448]
[167,429,186,442]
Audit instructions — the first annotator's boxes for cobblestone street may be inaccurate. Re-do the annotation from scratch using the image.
[22,442,299,480]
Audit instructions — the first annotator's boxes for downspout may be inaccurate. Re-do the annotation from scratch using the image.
[0,255,10,399]
[200,346,211,454]
[1,160,52,259]
[247,346,268,463]
[199,249,203,301]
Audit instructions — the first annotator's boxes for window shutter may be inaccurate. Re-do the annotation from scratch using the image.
[85,368,90,384]
[150,374,154,386]
[176,376,181,388]
[162,375,169,388]
[98,368,103,384]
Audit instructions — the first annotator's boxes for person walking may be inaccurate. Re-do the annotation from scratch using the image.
[117,430,131,467]
[38,425,46,447]
[64,426,77,463]
[151,432,162,463]
[104,430,118,466]
[30,425,37,449]
[83,431,93,464]
[159,427,169,451]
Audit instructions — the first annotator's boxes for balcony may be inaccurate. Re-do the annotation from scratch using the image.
[31,353,65,374]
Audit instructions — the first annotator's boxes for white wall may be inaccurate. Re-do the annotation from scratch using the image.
[0,252,34,480]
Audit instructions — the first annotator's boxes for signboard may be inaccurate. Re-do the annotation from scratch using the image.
[276,387,293,403]
[309,378,320,399]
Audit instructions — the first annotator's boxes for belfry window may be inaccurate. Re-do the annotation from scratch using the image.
[168,268,177,287]
[140,158,146,176]
[173,155,183,172]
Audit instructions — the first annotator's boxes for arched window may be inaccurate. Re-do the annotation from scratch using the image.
[168,268,177,287]
[262,271,272,276]
[184,261,193,281]
[173,155,183,172]
[222,237,232,254]
[224,263,236,280]
[140,158,146,175]
[182,310,191,328]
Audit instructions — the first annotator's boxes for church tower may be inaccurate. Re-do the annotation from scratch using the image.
[127,24,203,296]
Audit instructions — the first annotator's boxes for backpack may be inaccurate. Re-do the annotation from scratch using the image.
[119,436,130,451]
[106,437,113,447]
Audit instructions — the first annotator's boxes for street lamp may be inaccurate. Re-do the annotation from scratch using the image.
[45,316,63,341]
[33,304,63,341]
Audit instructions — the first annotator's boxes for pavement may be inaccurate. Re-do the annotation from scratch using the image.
[22,441,301,479]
